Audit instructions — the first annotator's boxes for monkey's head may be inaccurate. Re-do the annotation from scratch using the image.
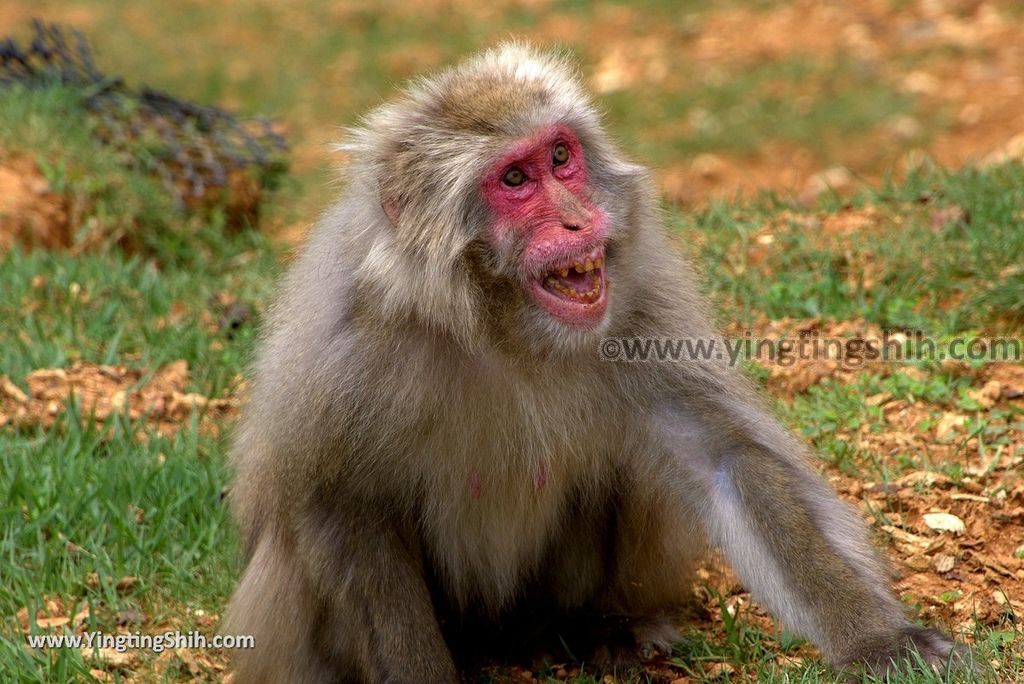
[344,43,649,353]
[480,121,609,332]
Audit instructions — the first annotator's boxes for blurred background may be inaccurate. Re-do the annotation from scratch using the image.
[9,0,1024,220]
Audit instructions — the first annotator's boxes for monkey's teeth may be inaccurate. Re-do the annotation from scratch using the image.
[541,253,605,306]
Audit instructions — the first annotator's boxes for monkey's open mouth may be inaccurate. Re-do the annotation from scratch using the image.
[529,247,608,328]
[542,259,604,303]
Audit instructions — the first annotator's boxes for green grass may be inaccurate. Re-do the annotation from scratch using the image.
[0,85,281,382]
[684,163,1024,333]
[0,87,282,681]
[0,409,234,681]
[605,54,918,165]
[0,220,279,683]
[0,85,178,254]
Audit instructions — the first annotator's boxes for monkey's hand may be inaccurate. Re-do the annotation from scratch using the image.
[653,404,969,677]
[841,626,970,678]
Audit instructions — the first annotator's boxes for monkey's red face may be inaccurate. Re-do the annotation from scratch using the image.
[482,126,609,330]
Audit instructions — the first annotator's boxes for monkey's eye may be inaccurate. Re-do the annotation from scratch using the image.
[502,167,527,187]
[552,143,570,166]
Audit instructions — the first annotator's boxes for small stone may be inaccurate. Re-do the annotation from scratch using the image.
[932,553,956,573]
[922,512,966,535]
[691,153,726,180]
[801,166,852,203]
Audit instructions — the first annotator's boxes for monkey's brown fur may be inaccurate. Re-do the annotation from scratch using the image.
[225,44,959,682]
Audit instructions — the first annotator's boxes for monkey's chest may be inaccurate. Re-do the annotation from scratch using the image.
[411,416,618,610]
[394,358,629,610]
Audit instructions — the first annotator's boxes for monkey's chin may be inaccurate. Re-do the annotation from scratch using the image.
[528,268,608,330]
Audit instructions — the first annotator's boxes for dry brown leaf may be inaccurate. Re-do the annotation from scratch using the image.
[895,471,953,488]
[972,552,1017,578]
[15,606,30,632]
[1,376,28,403]
[865,392,892,406]
[966,380,1002,409]
[35,615,70,629]
[115,576,138,593]
[705,662,736,679]
[935,412,967,440]
[983,364,1024,400]
[0,361,238,437]
[905,553,931,571]
[950,493,989,503]
[881,525,932,548]
[81,647,136,669]
[992,590,1022,611]
[72,606,91,629]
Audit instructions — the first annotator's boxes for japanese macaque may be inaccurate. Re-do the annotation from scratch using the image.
[225,44,961,682]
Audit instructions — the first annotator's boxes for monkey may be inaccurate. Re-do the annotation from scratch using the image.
[224,44,963,683]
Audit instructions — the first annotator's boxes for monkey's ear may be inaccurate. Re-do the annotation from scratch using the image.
[380,194,401,226]
[378,165,406,226]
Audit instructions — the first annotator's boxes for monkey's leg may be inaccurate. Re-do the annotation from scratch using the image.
[654,410,959,675]
[228,521,459,684]
[598,482,706,663]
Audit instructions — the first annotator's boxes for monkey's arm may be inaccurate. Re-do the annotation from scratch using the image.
[225,223,462,681]
[652,398,957,674]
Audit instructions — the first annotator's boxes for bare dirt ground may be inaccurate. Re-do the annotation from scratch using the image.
[0,156,72,251]
[577,0,1024,204]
